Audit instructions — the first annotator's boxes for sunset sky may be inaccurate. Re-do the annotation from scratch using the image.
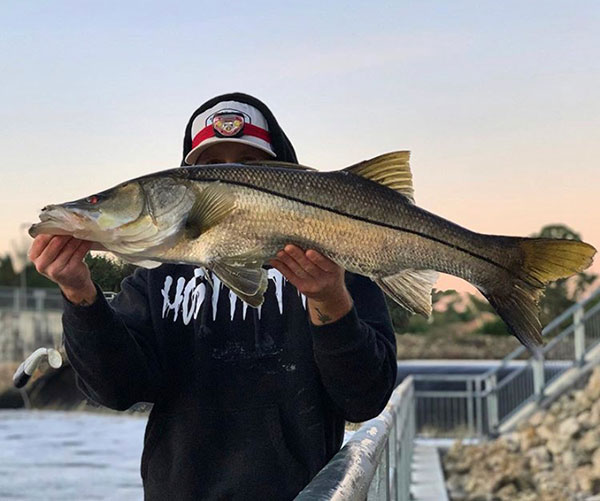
[1,1,598,293]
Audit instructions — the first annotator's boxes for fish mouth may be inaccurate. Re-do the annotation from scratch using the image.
[29,205,93,238]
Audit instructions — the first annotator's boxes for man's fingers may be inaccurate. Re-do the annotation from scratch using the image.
[305,250,337,273]
[33,236,73,271]
[70,240,92,266]
[45,237,84,275]
[28,234,54,261]
[276,249,307,278]
[281,245,322,279]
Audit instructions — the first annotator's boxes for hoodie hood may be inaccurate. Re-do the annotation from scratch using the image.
[181,92,298,165]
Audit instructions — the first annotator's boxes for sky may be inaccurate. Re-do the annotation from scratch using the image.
[1,1,599,293]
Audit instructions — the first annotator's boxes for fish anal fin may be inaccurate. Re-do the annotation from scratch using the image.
[211,260,268,308]
[343,151,414,203]
[186,182,236,239]
[375,269,438,316]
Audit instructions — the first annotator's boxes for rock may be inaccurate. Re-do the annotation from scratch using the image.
[528,410,545,427]
[559,416,581,437]
[587,368,600,401]
[574,465,595,493]
[577,410,592,430]
[526,445,552,472]
[561,449,579,469]
[501,432,521,453]
[536,424,554,442]
[547,436,569,455]
[442,366,600,500]
[591,400,600,426]
[592,448,600,475]
[518,426,540,452]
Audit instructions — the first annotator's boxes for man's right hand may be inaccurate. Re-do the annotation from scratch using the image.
[29,235,97,305]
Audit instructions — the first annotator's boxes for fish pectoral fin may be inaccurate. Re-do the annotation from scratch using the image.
[186,182,236,239]
[375,269,438,316]
[211,261,268,308]
[343,151,414,203]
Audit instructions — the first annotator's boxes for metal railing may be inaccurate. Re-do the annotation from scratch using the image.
[296,377,416,501]
[412,287,600,438]
[0,286,64,312]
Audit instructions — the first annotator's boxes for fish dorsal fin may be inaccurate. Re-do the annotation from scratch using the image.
[243,160,317,171]
[375,268,438,316]
[186,182,236,239]
[343,151,414,203]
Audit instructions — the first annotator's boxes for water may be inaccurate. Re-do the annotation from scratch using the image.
[0,410,357,500]
[0,410,146,500]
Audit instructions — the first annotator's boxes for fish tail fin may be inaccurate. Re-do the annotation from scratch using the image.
[483,238,596,353]
[518,238,596,286]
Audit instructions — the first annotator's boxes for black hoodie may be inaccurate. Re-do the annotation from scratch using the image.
[62,93,397,500]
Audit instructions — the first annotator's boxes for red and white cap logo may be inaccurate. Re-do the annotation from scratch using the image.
[184,101,276,164]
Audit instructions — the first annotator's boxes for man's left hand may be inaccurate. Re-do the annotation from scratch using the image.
[269,245,353,325]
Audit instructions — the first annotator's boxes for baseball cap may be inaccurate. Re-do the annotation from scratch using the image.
[184,100,277,165]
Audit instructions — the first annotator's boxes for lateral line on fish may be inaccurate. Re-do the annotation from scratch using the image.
[197,177,529,284]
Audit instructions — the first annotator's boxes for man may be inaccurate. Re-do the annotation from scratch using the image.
[29,93,397,500]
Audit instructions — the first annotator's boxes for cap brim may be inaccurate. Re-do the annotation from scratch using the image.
[184,137,277,165]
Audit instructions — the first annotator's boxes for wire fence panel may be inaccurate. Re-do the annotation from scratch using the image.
[495,364,534,422]
[584,302,600,352]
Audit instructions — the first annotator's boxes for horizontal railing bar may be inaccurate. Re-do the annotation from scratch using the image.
[412,374,486,382]
[296,377,415,501]
[584,301,600,321]
[415,390,485,398]
[493,364,530,390]
[541,325,575,353]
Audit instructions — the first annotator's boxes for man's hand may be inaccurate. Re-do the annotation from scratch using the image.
[269,244,352,325]
[29,235,97,305]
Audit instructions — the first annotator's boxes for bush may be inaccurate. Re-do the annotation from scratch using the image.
[475,317,509,336]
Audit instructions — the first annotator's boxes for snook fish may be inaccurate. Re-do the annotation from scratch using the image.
[29,152,596,351]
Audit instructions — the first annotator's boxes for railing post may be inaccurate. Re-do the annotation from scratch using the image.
[13,287,20,313]
[475,378,483,437]
[574,305,586,366]
[532,356,545,401]
[466,378,474,437]
[485,374,499,435]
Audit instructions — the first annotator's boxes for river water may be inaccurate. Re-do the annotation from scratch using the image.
[0,410,146,500]
[0,409,355,500]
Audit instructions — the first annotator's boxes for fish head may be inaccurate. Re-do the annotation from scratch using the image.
[29,181,148,242]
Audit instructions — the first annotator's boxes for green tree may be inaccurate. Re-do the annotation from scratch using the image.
[0,255,17,286]
[0,252,137,292]
[84,254,137,292]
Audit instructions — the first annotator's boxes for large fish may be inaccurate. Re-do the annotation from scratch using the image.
[29,152,596,351]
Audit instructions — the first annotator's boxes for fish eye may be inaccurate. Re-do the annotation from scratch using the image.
[86,195,100,205]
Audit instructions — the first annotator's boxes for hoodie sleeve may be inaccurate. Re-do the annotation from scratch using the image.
[310,273,397,423]
[62,268,165,411]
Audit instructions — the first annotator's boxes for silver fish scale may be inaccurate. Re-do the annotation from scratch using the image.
[155,164,522,289]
